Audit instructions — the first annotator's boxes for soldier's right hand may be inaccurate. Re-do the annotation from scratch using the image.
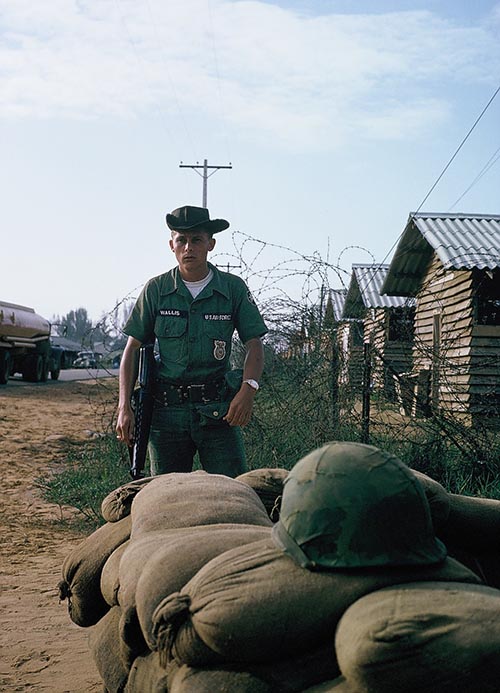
[116,406,135,447]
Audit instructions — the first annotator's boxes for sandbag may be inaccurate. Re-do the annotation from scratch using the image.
[168,664,274,693]
[58,514,132,627]
[136,524,271,652]
[251,642,340,692]
[151,536,480,667]
[124,652,169,692]
[236,467,289,521]
[439,494,500,552]
[410,470,500,553]
[410,469,451,527]
[119,524,269,615]
[335,581,500,693]
[301,678,353,692]
[130,471,272,538]
[101,540,129,607]
[88,606,130,693]
[119,606,149,668]
[101,476,155,522]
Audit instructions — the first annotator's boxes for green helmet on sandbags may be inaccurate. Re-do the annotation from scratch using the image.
[272,441,446,570]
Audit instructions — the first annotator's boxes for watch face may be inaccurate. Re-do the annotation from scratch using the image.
[244,379,259,390]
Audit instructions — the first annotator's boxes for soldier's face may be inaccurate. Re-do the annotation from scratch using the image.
[169,230,216,273]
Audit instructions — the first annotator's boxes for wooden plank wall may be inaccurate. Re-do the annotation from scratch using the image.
[413,254,474,420]
[365,308,413,400]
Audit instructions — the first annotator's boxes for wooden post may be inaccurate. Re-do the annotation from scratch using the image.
[361,342,371,444]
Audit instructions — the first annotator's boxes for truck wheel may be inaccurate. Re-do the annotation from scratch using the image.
[23,354,44,382]
[0,350,11,384]
[40,357,49,382]
[50,367,61,380]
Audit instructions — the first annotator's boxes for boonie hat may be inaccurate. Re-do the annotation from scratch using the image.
[166,205,229,234]
[272,441,447,570]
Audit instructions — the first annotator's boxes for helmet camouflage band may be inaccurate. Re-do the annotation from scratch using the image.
[272,441,446,570]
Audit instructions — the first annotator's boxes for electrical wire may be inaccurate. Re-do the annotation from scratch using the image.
[413,83,500,216]
[448,144,500,211]
[144,0,199,159]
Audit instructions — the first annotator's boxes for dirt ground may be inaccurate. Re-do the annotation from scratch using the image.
[0,377,122,692]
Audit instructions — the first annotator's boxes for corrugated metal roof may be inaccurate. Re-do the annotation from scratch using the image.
[329,288,347,321]
[383,213,500,296]
[344,264,410,317]
[50,335,83,351]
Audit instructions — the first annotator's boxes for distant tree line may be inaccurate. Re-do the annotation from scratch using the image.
[51,301,134,352]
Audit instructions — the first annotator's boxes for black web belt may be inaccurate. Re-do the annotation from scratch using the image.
[154,378,225,405]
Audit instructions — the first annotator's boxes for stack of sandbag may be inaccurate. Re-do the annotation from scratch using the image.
[60,470,276,692]
[60,450,500,693]
[146,537,478,670]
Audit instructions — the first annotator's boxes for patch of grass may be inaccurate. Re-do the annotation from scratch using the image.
[37,351,500,525]
[36,434,133,527]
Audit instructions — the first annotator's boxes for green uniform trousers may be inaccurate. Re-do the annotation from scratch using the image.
[148,402,247,477]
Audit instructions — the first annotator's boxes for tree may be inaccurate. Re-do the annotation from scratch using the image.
[52,308,93,343]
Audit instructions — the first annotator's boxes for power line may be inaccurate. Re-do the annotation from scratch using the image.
[373,83,500,272]
[414,83,500,215]
[144,0,199,159]
[347,82,500,304]
[448,144,500,211]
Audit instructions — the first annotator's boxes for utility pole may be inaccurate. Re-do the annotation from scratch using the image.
[179,159,232,207]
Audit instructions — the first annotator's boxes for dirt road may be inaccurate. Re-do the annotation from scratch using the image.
[0,377,121,692]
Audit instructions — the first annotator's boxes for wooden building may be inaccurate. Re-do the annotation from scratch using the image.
[343,264,415,399]
[382,213,500,425]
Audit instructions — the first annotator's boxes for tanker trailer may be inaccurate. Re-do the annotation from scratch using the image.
[0,301,61,384]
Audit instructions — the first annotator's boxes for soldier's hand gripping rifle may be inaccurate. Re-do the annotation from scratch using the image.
[128,342,156,480]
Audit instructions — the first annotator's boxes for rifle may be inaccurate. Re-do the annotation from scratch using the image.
[128,342,156,480]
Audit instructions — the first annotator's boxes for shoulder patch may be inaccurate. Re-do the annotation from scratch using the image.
[247,291,256,305]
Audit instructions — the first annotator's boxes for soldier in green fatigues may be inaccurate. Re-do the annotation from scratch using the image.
[116,205,268,476]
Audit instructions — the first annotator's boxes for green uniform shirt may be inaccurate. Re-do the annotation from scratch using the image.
[124,263,268,383]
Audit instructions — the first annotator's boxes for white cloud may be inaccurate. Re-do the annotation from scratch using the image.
[0,0,498,148]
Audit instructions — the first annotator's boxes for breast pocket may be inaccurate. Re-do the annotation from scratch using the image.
[203,320,234,364]
[155,316,188,364]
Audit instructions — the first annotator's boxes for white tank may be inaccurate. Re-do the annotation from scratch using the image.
[0,301,51,340]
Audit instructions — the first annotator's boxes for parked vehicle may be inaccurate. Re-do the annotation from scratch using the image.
[73,350,98,369]
[0,301,61,384]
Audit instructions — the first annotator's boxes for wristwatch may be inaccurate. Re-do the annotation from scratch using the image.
[243,379,260,391]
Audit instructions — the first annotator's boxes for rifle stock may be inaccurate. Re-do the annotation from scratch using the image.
[128,342,156,479]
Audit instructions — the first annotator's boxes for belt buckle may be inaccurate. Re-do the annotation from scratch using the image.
[187,384,206,403]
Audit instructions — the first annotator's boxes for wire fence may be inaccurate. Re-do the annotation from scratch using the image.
[77,230,500,495]
[218,232,500,492]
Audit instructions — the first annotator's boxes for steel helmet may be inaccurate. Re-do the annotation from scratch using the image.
[272,441,446,570]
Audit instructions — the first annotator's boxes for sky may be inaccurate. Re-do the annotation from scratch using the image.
[2,0,500,326]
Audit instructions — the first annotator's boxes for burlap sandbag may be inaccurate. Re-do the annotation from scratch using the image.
[58,514,132,627]
[250,642,340,692]
[124,652,170,692]
[301,677,353,692]
[168,663,274,693]
[88,606,130,693]
[410,469,451,527]
[150,536,480,667]
[130,471,272,538]
[439,494,500,552]
[410,470,500,553]
[236,467,289,521]
[101,476,155,522]
[101,540,129,607]
[335,581,500,693]
[136,525,272,649]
